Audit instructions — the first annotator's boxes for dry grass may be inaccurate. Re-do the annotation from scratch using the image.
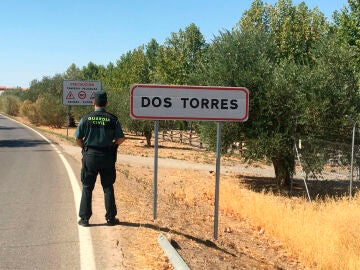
[218,179,360,269]
[121,154,360,269]
[13,117,360,269]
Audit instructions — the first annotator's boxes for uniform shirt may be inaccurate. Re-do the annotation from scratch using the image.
[74,108,124,149]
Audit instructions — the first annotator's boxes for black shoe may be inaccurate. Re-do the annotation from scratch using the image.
[78,219,89,227]
[106,217,120,226]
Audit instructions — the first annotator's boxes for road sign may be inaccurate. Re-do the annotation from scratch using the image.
[130,84,249,121]
[131,84,250,239]
[62,80,102,106]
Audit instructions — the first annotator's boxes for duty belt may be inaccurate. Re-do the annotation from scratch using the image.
[83,145,113,152]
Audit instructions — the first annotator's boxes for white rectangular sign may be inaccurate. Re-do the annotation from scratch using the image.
[130,84,249,121]
[62,80,102,106]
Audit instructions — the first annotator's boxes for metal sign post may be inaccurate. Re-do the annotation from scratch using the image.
[214,122,222,239]
[350,122,356,199]
[66,106,70,139]
[153,120,159,220]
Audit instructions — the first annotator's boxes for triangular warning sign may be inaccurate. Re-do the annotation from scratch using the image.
[90,91,95,99]
[66,91,75,99]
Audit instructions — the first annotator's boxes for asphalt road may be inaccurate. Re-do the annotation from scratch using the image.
[0,115,86,269]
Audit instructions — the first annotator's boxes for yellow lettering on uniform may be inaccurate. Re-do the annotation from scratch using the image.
[88,116,110,125]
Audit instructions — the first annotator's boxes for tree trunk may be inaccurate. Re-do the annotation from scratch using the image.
[271,154,295,187]
[144,130,152,147]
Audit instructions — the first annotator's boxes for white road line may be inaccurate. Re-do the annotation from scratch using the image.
[56,150,96,270]
[3,115,96,270]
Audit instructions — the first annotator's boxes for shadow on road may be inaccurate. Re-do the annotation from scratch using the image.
[0,126,25,131]
[0,139,50,148]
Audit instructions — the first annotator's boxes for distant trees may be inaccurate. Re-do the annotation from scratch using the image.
[154,23,207,85]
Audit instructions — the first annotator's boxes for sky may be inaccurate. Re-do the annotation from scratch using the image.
[0,0,349,88]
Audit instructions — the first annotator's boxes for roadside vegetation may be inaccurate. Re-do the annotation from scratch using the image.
[1,0,359,187]
[1,1,360,268]
[219,181,360,269]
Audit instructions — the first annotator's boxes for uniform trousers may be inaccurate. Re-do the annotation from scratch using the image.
[79,150,117,221]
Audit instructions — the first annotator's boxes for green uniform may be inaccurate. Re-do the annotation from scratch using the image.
[75,108,124,222]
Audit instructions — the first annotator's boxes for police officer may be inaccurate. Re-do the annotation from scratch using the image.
[75,90,125,227]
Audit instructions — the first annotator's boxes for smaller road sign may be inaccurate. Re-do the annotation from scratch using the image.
[130,84,249,121]
[62,80,102,106]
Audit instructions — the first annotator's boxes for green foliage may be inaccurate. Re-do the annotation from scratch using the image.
[64,64,83,81]
[107,89,129,126]
[297,138,332,179]
[146,39,160,82]
[71,105,93,122]
[19,100,41,124]
[81,62,105,80]
[239,0,328,62]
[334,0,360,53]
[36,93,66,128]
[154,23,207,84]
[198,122,242,154]
[239,0,271,33]
[196,0,353,186]
[0,94,20,116]
[301,34,360,142]
[195,27,275,148]
[3,2,359,187]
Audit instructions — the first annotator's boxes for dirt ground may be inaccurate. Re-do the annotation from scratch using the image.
[114,135,302,269]
[26,121,313,270]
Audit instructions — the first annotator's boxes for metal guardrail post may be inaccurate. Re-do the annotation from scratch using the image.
[158,234,190,270]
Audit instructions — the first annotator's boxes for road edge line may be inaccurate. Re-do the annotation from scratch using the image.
[2,115,96,270]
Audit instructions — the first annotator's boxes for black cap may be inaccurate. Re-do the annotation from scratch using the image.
[94,91,107,106]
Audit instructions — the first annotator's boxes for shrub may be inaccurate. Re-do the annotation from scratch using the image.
[36,94,66,128]
[19,100,41,124]
[0,95,20,116]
